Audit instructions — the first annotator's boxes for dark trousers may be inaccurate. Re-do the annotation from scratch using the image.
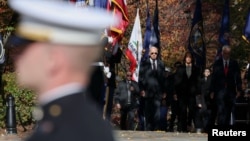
[160,106,168,131]
[204,100,217,132]
[216,89,235,126]
[120,105,137,130]
[195,107,206,129]
[178,97,196,132]
[144,98,161,131]
[138,98,146,131]
[169,100,180,131]
[106,87,114,120]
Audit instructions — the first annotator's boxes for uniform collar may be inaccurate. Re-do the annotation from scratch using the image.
[39,83,84,105]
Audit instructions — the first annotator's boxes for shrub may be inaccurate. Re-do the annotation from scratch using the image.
[0,72,36,128]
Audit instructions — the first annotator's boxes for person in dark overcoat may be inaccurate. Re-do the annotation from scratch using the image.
[138,46,166,131]
[174,52,202,132]
[211,45,242,126]
[114,71,140,130]
[196,68,216,133]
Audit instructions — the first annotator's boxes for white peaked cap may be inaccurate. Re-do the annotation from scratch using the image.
[8,0,118,46]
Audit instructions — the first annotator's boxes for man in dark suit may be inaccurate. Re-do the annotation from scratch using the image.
[7,0,118,141]
[211,45,242,126]
[114,71,140,130]
[174,52,202,132]
[138,46,166,131]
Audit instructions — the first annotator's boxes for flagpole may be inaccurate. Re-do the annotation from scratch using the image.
[136,41,139,61]
[136,8,139,62]
[0,33,5,107]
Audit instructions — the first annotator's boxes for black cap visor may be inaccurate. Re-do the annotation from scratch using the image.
[6,34,35,61]
[5,34,35,48]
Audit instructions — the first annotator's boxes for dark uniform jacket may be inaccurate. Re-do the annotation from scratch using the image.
[26,92,116,141]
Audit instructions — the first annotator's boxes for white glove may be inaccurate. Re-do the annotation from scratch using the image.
[103,66,111,78]
[108,36,113,44]
[104,66,110,73]
[106,72,111,78]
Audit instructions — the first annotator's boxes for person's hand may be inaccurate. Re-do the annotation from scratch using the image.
[173,94,178,101]
[162,93,167,99]
[244,93,250,98]
[236,91,241,98]
[103,66,111,78]
[197,104,202,108]
[108,36,113,44]
[210,92,214,99]
[116,103,121,109]
[141,90,145,97]
[130,86,134,91]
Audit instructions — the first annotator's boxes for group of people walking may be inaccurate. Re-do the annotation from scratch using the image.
[114,45,244,133]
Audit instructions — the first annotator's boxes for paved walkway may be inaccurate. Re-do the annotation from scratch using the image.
[0,134,22,141]
[0,130,207,141]
[114,131,207,141]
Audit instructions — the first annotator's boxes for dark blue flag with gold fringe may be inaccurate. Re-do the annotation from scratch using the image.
[219,0,230,45]
[216,0,230,60]
[150,0,161,59]
[94,0,107,9]
[188,0,206,70]
[242,8,250,43]
[142,1,151,62]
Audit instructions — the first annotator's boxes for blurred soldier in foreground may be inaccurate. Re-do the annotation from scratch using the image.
[7,0,118,141]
